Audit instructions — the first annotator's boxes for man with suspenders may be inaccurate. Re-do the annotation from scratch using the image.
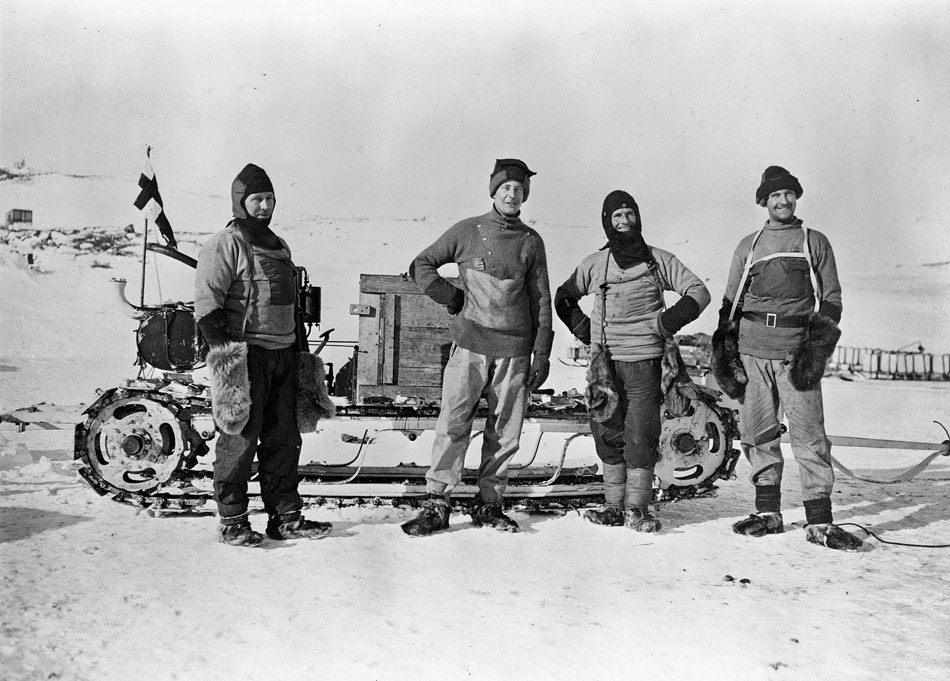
[712,166,863,551]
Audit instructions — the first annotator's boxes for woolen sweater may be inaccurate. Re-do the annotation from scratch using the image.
[558,246,710,362]
[194,222,297,350]
[410,208,553,359]
[723,219,842,360]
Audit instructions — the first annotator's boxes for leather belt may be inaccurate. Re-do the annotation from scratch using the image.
[742,311,809,328]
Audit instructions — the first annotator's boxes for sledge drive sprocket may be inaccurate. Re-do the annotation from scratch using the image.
[654,395,740,496]
[75,389,201,495]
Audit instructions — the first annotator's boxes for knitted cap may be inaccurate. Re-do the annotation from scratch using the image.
[755,166,802,205]
[489,158,536,200]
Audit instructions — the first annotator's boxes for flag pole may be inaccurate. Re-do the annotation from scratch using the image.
[140,218,149,306]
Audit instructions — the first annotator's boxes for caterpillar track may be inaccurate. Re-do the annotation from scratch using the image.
[74,376,741,516]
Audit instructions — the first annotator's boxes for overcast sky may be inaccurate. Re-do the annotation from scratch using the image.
[2,0,949,266]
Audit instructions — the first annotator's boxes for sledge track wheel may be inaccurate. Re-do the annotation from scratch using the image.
[80,395,186,494]
[655,400,731,489]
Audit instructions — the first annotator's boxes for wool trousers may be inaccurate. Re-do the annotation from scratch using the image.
[738,354,834,503]
[589,357,663,470]
[213,344,303,521]
[426,345,530,503]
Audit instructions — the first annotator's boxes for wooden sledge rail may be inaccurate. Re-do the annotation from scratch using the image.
[294,463,599,482]
[327,415,590,434]
[292,480,605,501]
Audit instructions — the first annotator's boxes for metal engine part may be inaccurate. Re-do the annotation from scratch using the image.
[655,399,736,489]
[75,386,210,497]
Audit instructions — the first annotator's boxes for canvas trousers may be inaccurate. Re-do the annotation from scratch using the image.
[738,354,834,503]
[213,344,303,521]
[426,345,530,503]
[589,357,663,470]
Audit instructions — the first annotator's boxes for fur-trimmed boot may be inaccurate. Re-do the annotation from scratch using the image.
[733,485,784,536]
[470,498,520,533]
[732,512,784,537]
[584,463,626,526]
[624,467,661,533]
[217,515,263,547]
[401,494,452,537]
[711,319,747,399]
[805,524,864,551]
[207,341,251,435]
[788,313,841,390]
[297,351,336,433]
[266,513,333,540]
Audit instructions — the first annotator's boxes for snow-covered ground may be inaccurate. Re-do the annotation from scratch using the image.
[1,169,949,681]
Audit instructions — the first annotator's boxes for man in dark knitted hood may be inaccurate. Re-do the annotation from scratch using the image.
[555,188,709,531]
[401,158,553,536]
[194,163,332,547]
[713,165,862,551]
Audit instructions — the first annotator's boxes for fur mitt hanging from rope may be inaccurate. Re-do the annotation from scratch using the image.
[297,350,336,433]
[207,341,251,435]
[586,345,620,422]
[788,312,841,391]
[711,320,747,399]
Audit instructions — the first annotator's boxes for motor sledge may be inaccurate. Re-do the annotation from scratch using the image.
[73,243,741,514]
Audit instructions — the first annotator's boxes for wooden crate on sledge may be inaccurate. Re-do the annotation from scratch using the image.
[350,273,453,404]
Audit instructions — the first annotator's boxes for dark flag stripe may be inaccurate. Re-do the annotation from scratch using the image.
[133,154,177,249]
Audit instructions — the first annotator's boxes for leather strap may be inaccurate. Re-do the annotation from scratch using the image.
[742,310,809,328]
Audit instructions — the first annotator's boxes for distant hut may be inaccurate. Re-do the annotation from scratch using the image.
[5,208,33,227]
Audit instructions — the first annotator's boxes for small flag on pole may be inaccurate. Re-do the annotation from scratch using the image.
[133,147,177,249]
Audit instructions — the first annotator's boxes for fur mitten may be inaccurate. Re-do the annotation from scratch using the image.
[788,313,841,391]
[586,346,620,423]
[296,351,336,433]
[207,341,251,435]
[711,320,747,399]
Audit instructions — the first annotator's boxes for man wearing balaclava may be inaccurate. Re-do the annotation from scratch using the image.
[555,190,709,531]
[711,165,862,551]
[401,158,553,536]
[194,163,332,547]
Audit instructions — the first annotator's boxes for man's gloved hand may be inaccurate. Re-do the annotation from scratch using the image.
[196,308,233,347]
[527,355,550,392]
[447,288,465,316]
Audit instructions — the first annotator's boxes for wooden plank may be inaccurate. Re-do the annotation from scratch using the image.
[397,327,452,363]
[399,295,453,328]
[360,274,421,295]
[382,293,397,384]
[396,366,445,387]
[356,292,382,398]
[358,384,444,402]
